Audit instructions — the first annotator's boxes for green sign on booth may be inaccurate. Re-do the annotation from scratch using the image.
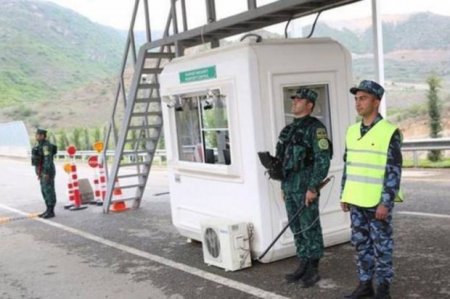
[179,66,216,83]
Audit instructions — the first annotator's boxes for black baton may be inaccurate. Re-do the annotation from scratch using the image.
[257,176,332,261]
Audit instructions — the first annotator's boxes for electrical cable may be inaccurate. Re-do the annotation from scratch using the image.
[306,11,322,38]
[239,33,263,43]
[284,15,293,38]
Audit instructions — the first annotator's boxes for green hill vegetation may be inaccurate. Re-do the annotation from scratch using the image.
[0,2,449,140]
[0,0,123,107]
[308,12,450,83]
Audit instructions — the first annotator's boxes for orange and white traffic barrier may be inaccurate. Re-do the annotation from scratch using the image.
[110,179,128,212]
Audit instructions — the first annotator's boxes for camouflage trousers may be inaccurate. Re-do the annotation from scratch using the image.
[350,206,393,285]
[284,192,324,259]
[40,176,57,206]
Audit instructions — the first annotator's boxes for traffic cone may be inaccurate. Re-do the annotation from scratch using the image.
[110,179,128,212]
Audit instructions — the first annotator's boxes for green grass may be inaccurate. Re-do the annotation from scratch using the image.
[403,157,450,168]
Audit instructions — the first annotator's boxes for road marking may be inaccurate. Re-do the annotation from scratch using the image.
[0,213,40,224]
[397,211,450,219]
[402,177,449,182]
[0,204,288,299]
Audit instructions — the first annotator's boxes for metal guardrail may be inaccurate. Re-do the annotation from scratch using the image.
[402,138,450,167]
[56,149,167,165]
[54,138,450,168]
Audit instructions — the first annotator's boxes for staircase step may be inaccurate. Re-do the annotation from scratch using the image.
[128,124,161,130]
[145,52,175,59]
[118,183,145,190]
[138,82,160,89]
[131,111,162,117]
[117,173,147,179]
[123,150,152,155]
[125,137,159,143]
[119,161,151,167]
[141,68,163,74]
[135,97,160,103]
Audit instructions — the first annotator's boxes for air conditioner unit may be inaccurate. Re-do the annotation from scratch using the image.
[201,220,252,271]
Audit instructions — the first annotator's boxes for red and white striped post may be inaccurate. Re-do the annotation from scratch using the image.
[87,155,101,205]
[66,145,87,211]
[63,162,75,209]
[97,157,107,206]
[93,141,106,206]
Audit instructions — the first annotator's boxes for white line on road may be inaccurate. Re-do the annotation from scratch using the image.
[397,211,450,219]
[402,178,449,182]
[0,204,288,299]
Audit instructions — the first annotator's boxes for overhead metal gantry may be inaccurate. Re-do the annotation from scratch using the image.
[102,0,363,213]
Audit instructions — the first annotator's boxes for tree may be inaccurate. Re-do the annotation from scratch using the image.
[83,128,91,150]
[57,129,68,151]
[426,74,442,162]
[48,132,57,146]
[71,128,82,150]
[93,127,101,144]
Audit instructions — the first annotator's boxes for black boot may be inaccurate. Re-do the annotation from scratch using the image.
[43,205,55,219]
[344,281,374,298]
[285,259,308,283]
[300,259,320,288]
[374,283,391,299]
[38,205,49,218]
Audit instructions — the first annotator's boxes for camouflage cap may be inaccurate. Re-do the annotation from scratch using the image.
[350,80,384,100]
[36,128,47,135]
[290,88,318,103]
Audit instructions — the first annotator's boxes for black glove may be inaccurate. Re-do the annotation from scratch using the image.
[257,152,284,181]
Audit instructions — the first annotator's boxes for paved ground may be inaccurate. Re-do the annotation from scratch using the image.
[0,156,449,299]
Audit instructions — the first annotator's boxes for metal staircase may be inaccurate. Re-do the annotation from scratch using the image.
[102,0,361,213]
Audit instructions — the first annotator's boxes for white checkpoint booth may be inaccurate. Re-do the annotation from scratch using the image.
[160,38,355,263]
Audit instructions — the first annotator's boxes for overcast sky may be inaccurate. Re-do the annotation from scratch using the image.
[45,0,450,31]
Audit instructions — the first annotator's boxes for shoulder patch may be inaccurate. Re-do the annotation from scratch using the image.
[318,138,329,150]
[316,128,328,140]
[43,146,50,156]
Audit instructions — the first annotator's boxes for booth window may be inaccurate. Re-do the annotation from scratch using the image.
[283,84,332,140]
[174,90,231,165]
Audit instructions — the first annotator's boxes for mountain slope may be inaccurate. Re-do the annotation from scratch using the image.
[305,12,450,83]
[0,0,124,107]
[308,12,450,54]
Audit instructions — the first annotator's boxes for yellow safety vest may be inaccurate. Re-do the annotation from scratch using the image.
[341,119,403,207]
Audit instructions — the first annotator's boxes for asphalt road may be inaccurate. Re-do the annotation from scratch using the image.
[0,157,449,299]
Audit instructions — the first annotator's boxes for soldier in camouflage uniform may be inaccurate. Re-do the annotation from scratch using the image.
[32,128,57,219]
[340,80,402,299]
[275,88,331,287]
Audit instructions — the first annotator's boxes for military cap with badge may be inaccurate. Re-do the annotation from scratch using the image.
[350,80,384,100]
[290,88,318,103]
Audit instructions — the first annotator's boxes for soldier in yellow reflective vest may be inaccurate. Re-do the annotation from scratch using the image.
[340,80,403,299]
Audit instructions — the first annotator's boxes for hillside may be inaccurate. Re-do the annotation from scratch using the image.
[308,13,450,85]
[0,0,124,107]
[0,3,449,140]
